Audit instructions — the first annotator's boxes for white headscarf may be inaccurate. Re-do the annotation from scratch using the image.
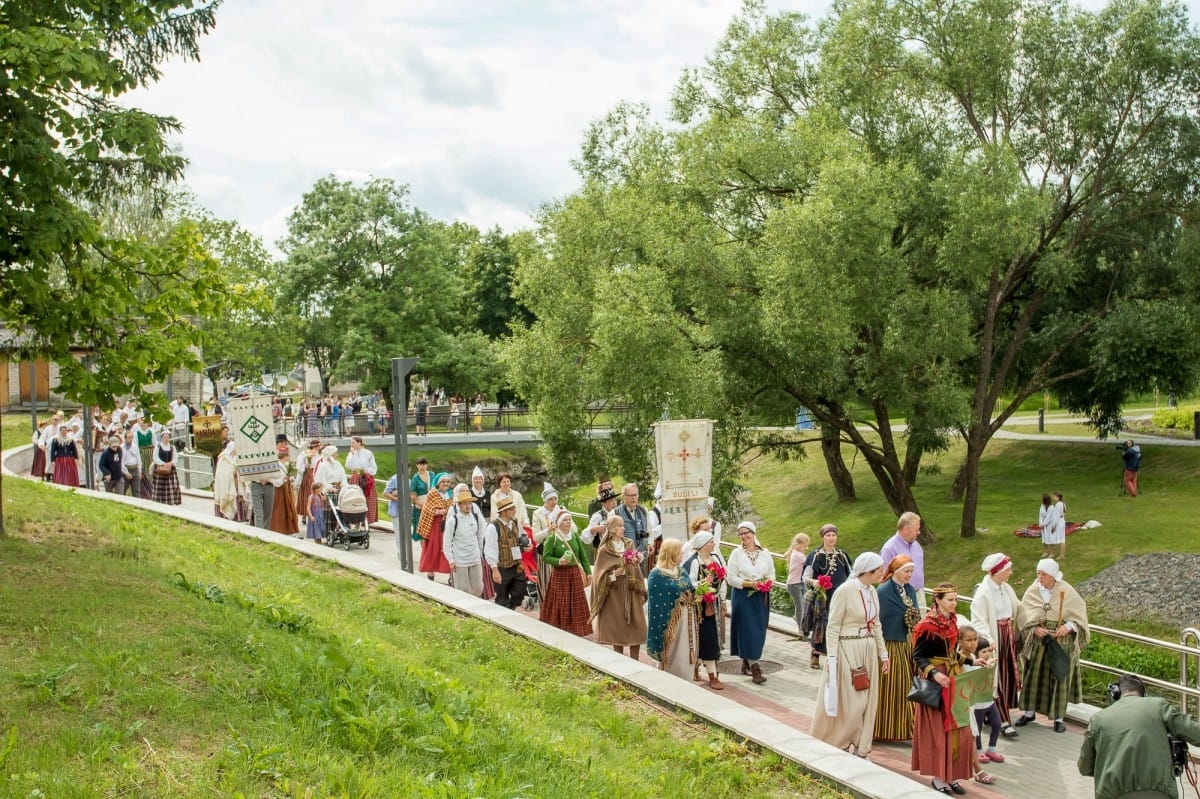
[851,551,884,577]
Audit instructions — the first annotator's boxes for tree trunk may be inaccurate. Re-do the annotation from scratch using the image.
[902,440,925,487]
[820,426,856,502]
[956,429,988,538]
[948,459,968,501]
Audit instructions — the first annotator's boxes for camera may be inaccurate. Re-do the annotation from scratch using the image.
[517,531,531,549]
[636,530,649,541]
[1168,735,1189,776]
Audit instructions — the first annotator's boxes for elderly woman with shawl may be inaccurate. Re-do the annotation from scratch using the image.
[811,552,890,759]
[1013,558,1089,733]
[647,539,701,682]
[971,553,1023,737]
[873,554,920,742]
[590,515,648,659]
[417,472,454,579]
[911,582,975,794]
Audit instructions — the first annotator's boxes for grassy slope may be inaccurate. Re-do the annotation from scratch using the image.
[0,480,844,799]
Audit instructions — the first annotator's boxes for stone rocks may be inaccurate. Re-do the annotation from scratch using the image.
[1076,553,1200,629]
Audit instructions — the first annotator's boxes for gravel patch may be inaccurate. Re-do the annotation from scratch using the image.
[1076,553,1200,629]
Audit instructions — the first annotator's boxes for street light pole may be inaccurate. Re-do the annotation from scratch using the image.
[391,357,419,572]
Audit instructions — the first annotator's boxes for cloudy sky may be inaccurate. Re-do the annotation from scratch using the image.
[132,0,1196,250]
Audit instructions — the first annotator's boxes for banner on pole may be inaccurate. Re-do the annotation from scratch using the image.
[653,419,714,501]
[228,396,277,477]
[191,415,224,456]
[657,497,711,542]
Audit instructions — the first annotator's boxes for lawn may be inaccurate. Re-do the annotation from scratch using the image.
[0,480,846,799]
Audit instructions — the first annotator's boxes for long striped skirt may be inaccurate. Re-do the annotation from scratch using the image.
[1019,631,1081,720]
[540,565,592,637]
[51,457,80,487]
[153,468,182,505]
[874,638,915,741]
[349,473,378,524]
[994,618,1021,724]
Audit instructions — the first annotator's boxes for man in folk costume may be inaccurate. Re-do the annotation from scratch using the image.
[1014,558,1090,733]
[120,428,141,497]
[484,496,530,609]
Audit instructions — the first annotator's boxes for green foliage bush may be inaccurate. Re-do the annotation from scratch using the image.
[1150,405,1198,430]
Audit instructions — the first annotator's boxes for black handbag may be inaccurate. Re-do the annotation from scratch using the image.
[907,675,943,709]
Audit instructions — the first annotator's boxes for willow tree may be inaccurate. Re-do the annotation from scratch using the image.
[507,0,1200,539]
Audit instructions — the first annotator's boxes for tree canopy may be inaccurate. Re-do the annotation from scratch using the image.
[507,0,1200,538]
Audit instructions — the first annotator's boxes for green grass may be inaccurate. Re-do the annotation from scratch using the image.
[0,480,845,799]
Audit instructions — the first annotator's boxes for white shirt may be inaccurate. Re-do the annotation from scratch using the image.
[315,458,347,488]
[344,447,377,476]
[445,506,484,564]
[725,545,775,588]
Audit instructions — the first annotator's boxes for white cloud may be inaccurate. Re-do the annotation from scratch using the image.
[132,0,1200,252]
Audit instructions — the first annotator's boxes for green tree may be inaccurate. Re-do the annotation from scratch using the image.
[0,0,224,534]
[277,176,478,397]
[507,0,1200,540]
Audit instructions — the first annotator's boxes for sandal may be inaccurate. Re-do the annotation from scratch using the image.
[975,771,996,785]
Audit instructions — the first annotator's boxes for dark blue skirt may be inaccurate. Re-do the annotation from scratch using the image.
[729,587,769,660]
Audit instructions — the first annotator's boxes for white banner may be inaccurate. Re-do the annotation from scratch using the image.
[657,497,711,543]
[228,396,278,477]
[653,419,714,501]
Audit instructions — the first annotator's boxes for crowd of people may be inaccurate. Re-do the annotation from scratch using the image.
[790,511,1097,794]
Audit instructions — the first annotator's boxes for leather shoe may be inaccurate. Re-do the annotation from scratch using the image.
[932,780,952,795]
[750,663,767,684]
[949,782,967,795]
[708,673,725,691]
[1013,713,1035,727]
[1000,724,1019,738]
[740,659,751,675]
[1054,720,1066,733]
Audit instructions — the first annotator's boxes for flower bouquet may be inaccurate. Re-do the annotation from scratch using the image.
[812,574,833,601]
[753,579,774,593]
[706,562,726,585]
[694,578,718,615]
[622,548,642,566]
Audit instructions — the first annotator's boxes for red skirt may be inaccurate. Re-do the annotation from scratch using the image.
[52,458,80,487]
[295,470,314,518]
[31,447,46,480]
[540,565,592,637]
[269,481,300,535]
[350,473,378,524]
[418,516,452,574]
[911,696,975,783]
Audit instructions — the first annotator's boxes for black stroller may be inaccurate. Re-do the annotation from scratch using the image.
[325,483,371,550]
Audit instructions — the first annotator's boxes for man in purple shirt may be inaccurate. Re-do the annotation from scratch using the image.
[880,512,925,605]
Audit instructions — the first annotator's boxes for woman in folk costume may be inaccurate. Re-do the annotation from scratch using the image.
[531,481,566,596]
[1013,558,1089,733]
[646,539,703,683]
[268,449,300,535]
[345,436,379,524]
[151,430,182,505]
[489,472,529,527]
[726,521,776,685]
[589,515,648,659]
[469,466,491,520]
[803,523,853,671]
[49,425,81,487]
[683,527,728,686]
[38,412,63,480]
[811,552,890,758]
[135,418,156,477]
[416,472,454,578]
[293,439,321,521]
[970,553,1023,737]
[29,420,48,483]
[213,441,247,522]
[911,582,975,794]
[539,508,592,637]
[873,554,920,742]
[409,457,433,541]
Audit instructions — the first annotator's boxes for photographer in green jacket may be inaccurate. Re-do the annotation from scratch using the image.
[1078,674,1200,799]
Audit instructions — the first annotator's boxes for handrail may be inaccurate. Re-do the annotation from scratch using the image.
[1182,627,1200,717]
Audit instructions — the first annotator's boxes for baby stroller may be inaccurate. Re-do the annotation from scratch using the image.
[520,527,539,610]
[326,483,371,550]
